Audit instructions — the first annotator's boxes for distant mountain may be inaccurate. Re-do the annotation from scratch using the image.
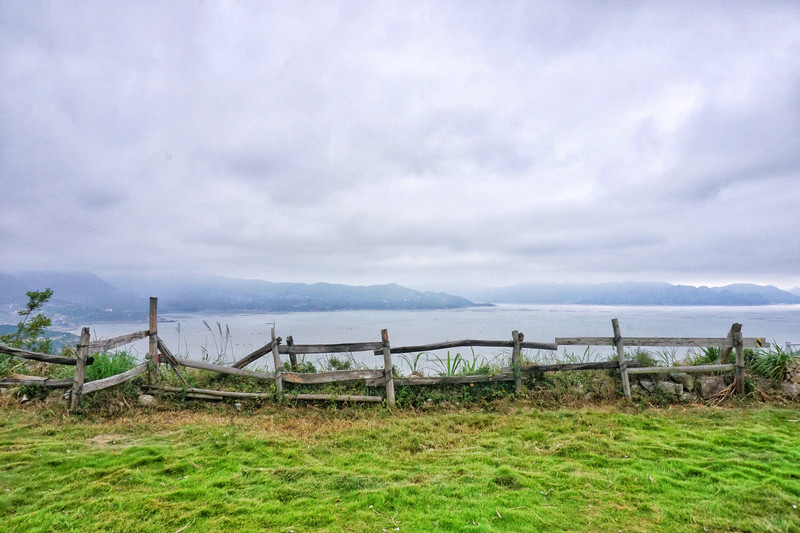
[1,271,487,325]
[466,282,800,306]
[108,274,485,314]
[0,271,145,325]
[3,272,797,328]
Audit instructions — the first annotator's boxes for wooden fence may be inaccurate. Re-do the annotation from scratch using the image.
[0,297,770,408]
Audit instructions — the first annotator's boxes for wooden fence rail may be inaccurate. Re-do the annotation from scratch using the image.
[555,336,768,348]
[87,330,149,353]
[0,377,74,388]
[0,343,92,366]
[373,338,558,355]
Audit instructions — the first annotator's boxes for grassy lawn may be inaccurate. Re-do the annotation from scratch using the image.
[1,401,799,532]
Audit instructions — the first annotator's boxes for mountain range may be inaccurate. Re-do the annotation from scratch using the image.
[0,271,484,326]
[464,282,800,306]
[1,271,799,327]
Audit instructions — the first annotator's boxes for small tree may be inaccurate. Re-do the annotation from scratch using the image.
[0,288,54,354]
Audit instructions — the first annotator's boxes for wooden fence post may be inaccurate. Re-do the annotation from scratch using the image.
[147,297,158,383]
[381,329,396,406]
[612,318,632,400]
[69,327,90,410]
[734,324,745,395]
[286,336,298,372]
[271,325,283,398]
[511,330,522,395]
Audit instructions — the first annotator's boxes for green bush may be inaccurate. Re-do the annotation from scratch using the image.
[628,348,658,367]
[85,351,138,382]
[326,356,352,371]
[750,344,797,381]
[687,346,719,365]
[282,359,316,373]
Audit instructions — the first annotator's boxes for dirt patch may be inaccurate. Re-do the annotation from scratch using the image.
[87,434,136,447]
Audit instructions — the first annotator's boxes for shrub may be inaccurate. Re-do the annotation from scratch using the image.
[326,355,352,371]
[688,346,722,366]
[628,348,658,367]
[85,351,138,382]
[0,288,54,355]
[750,344,797,381]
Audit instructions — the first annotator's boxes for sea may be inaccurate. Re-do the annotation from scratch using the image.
[68,304,800,374]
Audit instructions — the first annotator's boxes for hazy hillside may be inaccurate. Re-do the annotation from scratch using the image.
[3,272,798,327]
[1,271,485,325]
[466,282,800,306]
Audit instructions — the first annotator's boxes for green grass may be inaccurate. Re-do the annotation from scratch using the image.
[1,402,798,532]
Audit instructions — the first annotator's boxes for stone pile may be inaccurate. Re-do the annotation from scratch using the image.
[782,359,800,398]
[630,372,730,402]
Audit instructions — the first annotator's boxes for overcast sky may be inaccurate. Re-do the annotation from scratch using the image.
[2,1,799,291]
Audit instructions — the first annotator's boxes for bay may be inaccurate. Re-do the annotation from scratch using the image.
[71,304,800,373]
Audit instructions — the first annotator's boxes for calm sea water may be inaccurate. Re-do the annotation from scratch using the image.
[72,305,800,373]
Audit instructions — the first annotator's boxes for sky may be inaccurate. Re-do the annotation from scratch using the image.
[1,1,799,292]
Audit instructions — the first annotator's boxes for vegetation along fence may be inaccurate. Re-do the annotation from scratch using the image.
[0,298,770,409]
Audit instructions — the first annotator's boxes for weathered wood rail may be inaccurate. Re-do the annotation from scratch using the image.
[2,296,772,408]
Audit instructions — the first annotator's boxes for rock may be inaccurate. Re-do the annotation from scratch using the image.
[656,382,683,396]
[782,382,800,397]
[697,376,726,398]
[680,392,698,403]
[638,380,655,393]
[670,372,695,392]
[138,394,157,406]
[234,402,242,412]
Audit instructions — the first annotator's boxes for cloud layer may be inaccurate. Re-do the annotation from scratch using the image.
[2,1,799,289]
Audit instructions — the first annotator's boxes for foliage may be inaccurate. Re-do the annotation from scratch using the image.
[282,357,316,374]
[457,348,494,376]
[0,288,54,354]
[395,381,511,407]
[627,348,658,367]
[688,346,722,366]
[324,355,353,371]
[2,405,799,532]
[400,352,425,374]
[85,350,138,382]
[432,350,463,376]
[750,343,798,381]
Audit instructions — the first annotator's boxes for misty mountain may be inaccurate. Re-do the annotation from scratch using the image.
[107,273,484,313]
[0,271,146,325]
[466,282,800,306]
[3,272,798,328]
[1,271,485,325]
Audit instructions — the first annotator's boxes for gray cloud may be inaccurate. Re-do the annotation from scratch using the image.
[1,1,799,290]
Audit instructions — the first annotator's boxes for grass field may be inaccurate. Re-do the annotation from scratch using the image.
[1,401,799,532]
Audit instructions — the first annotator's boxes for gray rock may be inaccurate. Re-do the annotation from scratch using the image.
[138,394,157,406]
[680,392,698,403]
[656,381,683,396]
[670,372,695,392]
[697,376,726,398]
[782,382,800,397]
[638,380,655,393]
